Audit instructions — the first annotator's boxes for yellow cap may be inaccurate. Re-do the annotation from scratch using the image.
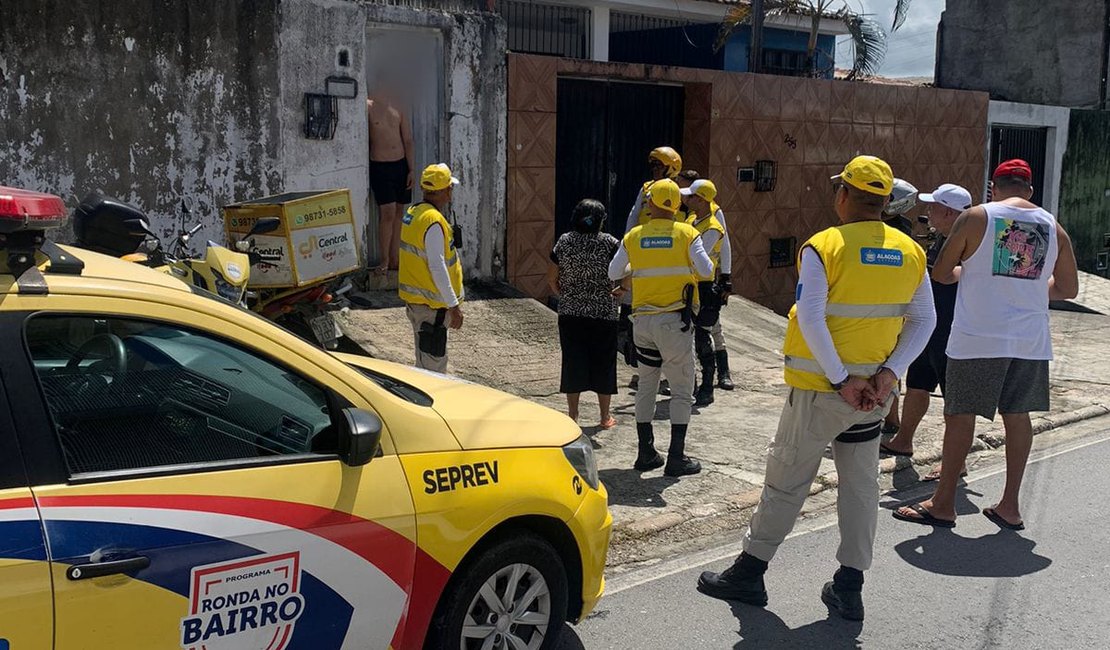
[679,179,717,202]
[647,179,682,212]
[831,155,894,196]
[420,163,460,192]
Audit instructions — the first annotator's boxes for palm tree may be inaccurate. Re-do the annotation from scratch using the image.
[714,1,914,80]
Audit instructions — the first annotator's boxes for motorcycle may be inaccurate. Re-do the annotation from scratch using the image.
[74,194,355,350]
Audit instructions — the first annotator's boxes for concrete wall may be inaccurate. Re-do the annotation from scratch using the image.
[937,1,1107,108]
[0,0,283,241]
[283,0,507,278]
[1059,110,1110,277]
[987,101,1070,216]
[1,0,507,279]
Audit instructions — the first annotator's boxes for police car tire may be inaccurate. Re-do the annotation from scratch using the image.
[426,532,569,650]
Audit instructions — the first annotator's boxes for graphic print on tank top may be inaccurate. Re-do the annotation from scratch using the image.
[992,219,1050,280]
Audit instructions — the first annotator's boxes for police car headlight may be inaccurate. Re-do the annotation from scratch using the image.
[562,433,599,491]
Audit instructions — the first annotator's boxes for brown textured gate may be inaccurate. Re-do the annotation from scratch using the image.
[554,79,685,237]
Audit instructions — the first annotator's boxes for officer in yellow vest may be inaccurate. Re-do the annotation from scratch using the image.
[624,146,683,233]
[698,156,935,620]
[398,163,465,373]
[681,179,733,406]
[620,146,684,393]
[608,179,714,477]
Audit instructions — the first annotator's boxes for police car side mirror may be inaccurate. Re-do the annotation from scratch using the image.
[339,408,382,466]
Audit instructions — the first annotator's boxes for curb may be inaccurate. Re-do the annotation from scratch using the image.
[610,402,1110,546]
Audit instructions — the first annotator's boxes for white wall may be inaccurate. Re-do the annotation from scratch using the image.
[987,100,1071,215]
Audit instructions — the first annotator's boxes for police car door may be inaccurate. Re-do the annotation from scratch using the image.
[16,309,417,650]
[0,322,53,650]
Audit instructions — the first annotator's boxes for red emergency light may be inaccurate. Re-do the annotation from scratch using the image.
[0,186,68,234]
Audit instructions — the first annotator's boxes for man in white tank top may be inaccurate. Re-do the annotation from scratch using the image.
[895,159,1079,530]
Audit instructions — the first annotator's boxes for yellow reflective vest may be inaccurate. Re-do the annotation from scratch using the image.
[686,203,725,273]
[624,218,702,316]
[398,202,464,309]
[783,221,926,391]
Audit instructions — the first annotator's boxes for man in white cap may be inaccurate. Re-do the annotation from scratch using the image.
[880,183,973,478]
[680,178,733,406]
[398,163,464,372]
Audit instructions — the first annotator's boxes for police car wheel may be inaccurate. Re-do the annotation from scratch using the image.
[428,533,568,650]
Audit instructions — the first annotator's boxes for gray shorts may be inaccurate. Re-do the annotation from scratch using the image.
[944,357,1050,420]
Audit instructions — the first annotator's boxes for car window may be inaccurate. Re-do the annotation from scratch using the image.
[25,315,337,477]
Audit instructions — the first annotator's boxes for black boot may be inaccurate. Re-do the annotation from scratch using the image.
[697,552,768,606]
[821,566,865,621]
[694,354,716,406]
[664,424,701,477]
[716,350,735,391]
[633,423,664,471]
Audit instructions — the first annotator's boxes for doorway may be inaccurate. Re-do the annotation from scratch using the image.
[555,79,686,237]
[365,25,445,266]
[989,125,1047,206]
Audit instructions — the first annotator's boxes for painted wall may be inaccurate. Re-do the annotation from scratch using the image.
[607,23,835,77]
[723,27,836,77]
[937,1,1107,108]
[1059,110,1110,277]
[0,0,283,242]
[1,0,507,279]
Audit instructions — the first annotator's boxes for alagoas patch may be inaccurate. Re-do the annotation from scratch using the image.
[859,247,903,267]
[181,552,305,650]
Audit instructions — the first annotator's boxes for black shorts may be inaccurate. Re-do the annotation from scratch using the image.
[369,159,412,206]
[906,339,948,394]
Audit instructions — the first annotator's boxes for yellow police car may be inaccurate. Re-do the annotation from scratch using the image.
[0,187,611,649]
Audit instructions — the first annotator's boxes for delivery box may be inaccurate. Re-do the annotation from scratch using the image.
[223,189,361,288]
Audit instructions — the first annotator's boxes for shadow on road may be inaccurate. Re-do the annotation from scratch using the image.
[882,481,983,517]
[552,623,587,650]
[893,527,1052,577]
[599,468,678,507]
[727,602,863,649]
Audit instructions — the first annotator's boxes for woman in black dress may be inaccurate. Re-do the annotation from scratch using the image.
[546,199,621,429]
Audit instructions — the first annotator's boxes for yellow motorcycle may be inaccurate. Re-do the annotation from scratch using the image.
[74,194,280,306]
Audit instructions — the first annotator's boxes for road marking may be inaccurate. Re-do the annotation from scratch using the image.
[603,422,1110,596]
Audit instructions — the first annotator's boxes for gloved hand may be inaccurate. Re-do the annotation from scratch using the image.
[717,273,732,303]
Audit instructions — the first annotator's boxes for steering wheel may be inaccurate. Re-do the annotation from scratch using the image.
[66,333,128,385]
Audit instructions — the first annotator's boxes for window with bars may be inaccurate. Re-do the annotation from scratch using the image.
[760,48,810,76]
[496,0,591,59]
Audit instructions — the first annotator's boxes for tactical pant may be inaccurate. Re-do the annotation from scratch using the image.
[407,303,448,373]
[742,388,893,571]
[633,311,695,426]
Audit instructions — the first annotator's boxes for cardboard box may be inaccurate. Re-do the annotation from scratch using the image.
[223,189,361,288]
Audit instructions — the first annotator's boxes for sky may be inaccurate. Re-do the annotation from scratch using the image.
[833,0,945,78]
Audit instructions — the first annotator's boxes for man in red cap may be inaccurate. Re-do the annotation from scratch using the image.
[894,159,1079,530]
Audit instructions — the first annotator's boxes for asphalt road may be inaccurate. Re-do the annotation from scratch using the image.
[558,418,1110,649]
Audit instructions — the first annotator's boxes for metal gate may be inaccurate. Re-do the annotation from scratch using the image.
[555,79,685,237]
[989,125,1047,205]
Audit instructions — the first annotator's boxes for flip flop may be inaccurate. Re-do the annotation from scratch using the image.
[921,467,968,482]
[598,417,617,430]
[879,442,913,458]
[892,502,956,528]
[983,508,1025,531]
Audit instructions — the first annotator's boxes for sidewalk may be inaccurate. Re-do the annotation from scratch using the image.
[339,273,1110,568]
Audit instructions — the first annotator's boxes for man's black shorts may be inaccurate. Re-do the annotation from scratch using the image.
[906,339,948,394]
[369,158,412,206]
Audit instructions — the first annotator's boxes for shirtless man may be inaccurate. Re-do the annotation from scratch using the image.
[367,90,415,272]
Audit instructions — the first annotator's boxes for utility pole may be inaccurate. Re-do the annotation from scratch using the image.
[750,0,766,73]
